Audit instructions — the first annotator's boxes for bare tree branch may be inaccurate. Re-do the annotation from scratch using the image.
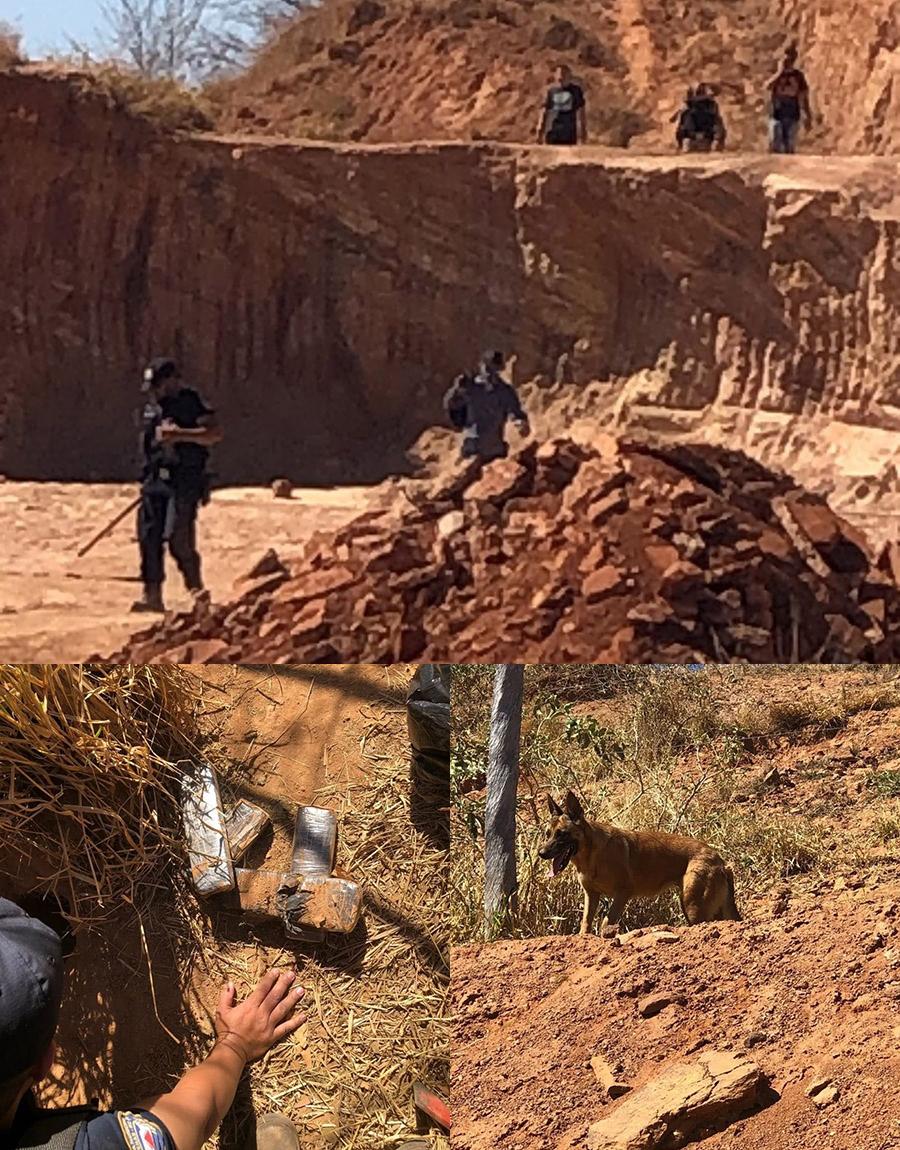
[97,0,315,80]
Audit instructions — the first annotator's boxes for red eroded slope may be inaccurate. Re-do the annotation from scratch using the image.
[211,0,900,152]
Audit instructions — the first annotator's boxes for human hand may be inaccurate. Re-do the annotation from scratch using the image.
[156,421,182,444]
[214,969,307,1062]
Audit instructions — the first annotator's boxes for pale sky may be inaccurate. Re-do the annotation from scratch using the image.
[0,0,105,54]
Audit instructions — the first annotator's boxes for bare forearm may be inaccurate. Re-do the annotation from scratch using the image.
[168,427,222,447]
[136,970,305,1150]
[143,1039,247,1150]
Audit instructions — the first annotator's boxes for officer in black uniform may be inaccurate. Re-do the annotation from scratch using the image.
[0,898,306,1150]
[134,359,223,614]
[443,351,531,463]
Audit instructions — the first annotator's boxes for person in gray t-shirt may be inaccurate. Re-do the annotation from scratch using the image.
[444,351,531,462]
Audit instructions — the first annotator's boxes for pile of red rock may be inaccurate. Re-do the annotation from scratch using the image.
[110,436,900,664]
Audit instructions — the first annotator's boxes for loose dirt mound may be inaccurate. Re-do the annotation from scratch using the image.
[211,0,900,152]
[109,436,900,664]
[451,888,900,1150]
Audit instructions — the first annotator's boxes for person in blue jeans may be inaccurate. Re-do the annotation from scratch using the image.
[768,45,813,154]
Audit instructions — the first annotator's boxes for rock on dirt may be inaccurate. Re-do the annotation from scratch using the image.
[638,992,684,1019]
[806,1075,841,1109]
[108,436,900,664]
[586,1050,765,1150]
[590,1055,632,1100]
[618,930,680,950]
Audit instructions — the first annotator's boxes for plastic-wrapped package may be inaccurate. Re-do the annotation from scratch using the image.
[406,665,451,780]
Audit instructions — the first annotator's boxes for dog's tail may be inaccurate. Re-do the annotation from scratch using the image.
[724,865,741,921]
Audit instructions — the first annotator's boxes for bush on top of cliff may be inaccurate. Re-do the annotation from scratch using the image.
[80,64,215,132]
[31,57,213,133]
[0,22,25,69]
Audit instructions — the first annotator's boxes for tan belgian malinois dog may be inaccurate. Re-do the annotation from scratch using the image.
[539,791,741,934]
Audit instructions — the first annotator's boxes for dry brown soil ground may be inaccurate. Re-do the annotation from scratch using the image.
[3,666,448,1150]
[0,483,377,662]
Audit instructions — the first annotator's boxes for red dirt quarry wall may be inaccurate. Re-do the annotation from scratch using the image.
[1,70,898,487]
[0,70,525,482]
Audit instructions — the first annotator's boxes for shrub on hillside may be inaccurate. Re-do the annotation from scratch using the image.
[0,22,25,68]
[86,65,214,132]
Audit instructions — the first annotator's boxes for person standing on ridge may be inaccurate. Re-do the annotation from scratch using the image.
[768,44,813,154]
[133,358,223,614]
[537,63,587,146]
[444,351,531,464]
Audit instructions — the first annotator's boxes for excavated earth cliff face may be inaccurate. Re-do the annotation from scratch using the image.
[2,68,898,505]
[212,0,900,153]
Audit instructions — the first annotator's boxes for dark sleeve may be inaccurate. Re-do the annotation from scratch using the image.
[502,384,526,422]
[544,88,554,110]
[190,391,215,420]
[79,1110,176,1150]
[797,69,809,92]
[573,85,586,111]
[444,380,468,430]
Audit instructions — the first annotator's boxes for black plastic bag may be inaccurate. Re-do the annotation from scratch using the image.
[407,664,451,781]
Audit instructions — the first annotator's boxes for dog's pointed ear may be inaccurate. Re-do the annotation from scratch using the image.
[564,790,585,822]
[547,794,563,817]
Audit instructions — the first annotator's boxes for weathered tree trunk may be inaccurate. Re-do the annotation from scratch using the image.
[484,664,524,933]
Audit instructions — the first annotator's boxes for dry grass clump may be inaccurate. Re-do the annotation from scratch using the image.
[240,737,450,1150]
[0,664,206,923]
[34,61,214,132]
[732,677,900,740]
[80,64,214,132]
[526,665,656,703]
[0,22,24,68]
[873,805,900,844]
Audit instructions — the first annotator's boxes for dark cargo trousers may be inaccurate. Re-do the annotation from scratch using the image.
[138,487,203,591]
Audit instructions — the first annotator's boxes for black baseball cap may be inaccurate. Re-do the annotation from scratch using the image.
[481,350,506,370]
[0,898,64,1080]
[142,358,179,392]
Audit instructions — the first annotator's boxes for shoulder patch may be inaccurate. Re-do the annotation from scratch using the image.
[116,1112,168,1150]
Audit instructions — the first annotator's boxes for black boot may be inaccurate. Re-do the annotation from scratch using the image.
[130,583,165,613]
